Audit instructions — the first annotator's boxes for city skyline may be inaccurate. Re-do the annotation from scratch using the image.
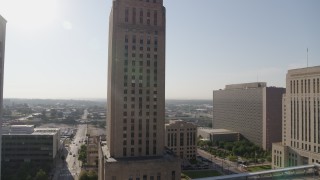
[0,0,319,99]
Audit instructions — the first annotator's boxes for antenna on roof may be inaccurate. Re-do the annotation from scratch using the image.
[307,48,309,67]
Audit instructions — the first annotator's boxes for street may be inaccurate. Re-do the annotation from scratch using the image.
[53,124,87,180]
[197,148,242,175]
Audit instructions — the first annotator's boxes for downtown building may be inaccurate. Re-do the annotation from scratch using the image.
[165,120,197,161]
[99,0,180,179]
[272,66,320,169]
[0,14,6,179]
[1,125,60,174]
[213,82,285,150]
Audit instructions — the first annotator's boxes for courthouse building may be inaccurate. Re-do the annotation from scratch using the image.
[272,66,320,169]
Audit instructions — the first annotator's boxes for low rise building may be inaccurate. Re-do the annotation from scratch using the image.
[1,125,60,169]
[165,120,197,160]
[197,128,240,143]
[87,136,100,167]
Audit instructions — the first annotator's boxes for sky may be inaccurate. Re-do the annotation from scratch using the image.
[0,0,319,100]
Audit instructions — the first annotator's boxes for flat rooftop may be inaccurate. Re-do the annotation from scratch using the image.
[198,128,239,134]
[2,125,60,135]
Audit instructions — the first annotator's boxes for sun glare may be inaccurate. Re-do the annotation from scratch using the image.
[0,0,58,31]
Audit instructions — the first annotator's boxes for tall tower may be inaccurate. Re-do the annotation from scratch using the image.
[0,14,7,180]
[107,0,165,158]
[101,0,180,179]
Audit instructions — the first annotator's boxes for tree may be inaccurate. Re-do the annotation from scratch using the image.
[79,171,89,180]
[78,144,87,164]
[87,170,98,180]
[228,155,238,162]
[34,169,48,180]
[79,170,98,180]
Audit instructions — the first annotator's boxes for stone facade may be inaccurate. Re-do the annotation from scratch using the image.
[272,66,320,169]
[102,0,180,179]
[165,120,197,160]
[0,14,6,178]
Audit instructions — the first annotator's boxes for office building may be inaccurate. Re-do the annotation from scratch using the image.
[213,82,285,150]
[99,0,180,179]
[1,125,60,170]
[0,14,6,179]
[165,120,197,160]
[272,66,320,169]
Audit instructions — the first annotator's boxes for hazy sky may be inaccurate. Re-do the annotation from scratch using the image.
[0,0,319,99]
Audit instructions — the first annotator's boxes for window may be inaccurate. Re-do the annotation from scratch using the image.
[125,35,128,43]
[139,9,143,24]
[132,35,136,44]
[154,11,158,26]
[154,38,158,45]
[132,8,136,24]
[125,8,129,22]
[123,148,127,156]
